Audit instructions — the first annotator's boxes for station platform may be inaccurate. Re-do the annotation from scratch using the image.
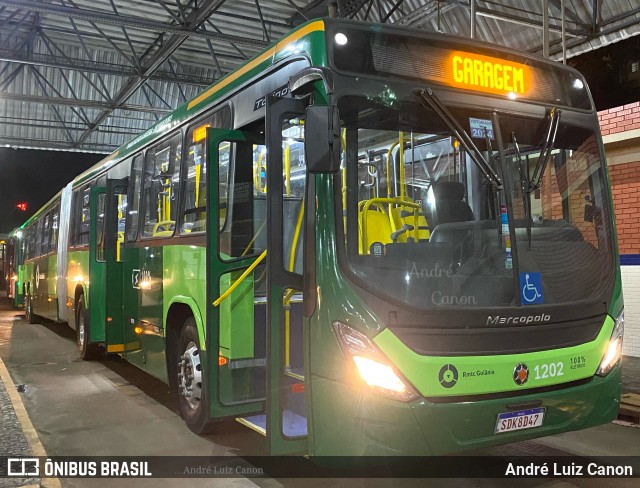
[0,297,48,488]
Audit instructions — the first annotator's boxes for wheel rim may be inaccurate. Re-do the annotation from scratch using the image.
[178,341,202,410]
[77,310,85,349]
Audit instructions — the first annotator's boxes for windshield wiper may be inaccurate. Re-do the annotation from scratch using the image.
[529,107,561,191]
[512,132,533,248]
[414,88,503,189]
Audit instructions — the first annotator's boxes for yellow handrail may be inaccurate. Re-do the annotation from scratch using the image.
[241,221,266,257]
[385,141,400,198]
[289,205,304,272]
[399,132,406,199]
[213,250,267,307]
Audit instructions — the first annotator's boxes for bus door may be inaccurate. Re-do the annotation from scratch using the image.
[104,178,128,353]
[89,180,128,354]
[206,96,308,454]
[88,187,107,348]
[264,96,309,455]
[205,129,267,428]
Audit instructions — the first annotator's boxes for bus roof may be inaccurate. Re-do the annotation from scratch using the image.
[69,18,327,188]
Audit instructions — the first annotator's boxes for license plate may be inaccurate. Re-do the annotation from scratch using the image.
[495,407,545,434]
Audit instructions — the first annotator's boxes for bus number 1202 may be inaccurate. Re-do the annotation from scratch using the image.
[533,362,564,380]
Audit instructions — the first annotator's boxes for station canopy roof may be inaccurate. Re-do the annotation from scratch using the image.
[0,0,638,153]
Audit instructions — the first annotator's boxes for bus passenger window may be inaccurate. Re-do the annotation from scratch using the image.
[182,107,232,235]
[126,154,143,242]
[26,226,35,259]
[49,208,59,252]
[41,213,50,255]
[78,187,91,246]
[141,133,182,238]
[96,194,106,262]
[282,119,305,275]
[182,125,210,234]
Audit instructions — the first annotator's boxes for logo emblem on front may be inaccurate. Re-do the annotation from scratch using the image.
[438,364,459,388]
[513,363,529,386]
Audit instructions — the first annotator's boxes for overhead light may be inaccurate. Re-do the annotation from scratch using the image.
[573,78,584,90]
[335,32,348,46]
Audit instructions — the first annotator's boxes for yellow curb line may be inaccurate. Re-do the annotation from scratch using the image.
[0,354,61,488]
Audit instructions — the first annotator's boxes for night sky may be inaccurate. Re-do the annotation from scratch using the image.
[0,148,103,234]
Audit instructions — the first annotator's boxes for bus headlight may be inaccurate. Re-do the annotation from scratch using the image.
[333,321,418,401]
[597,310,624,376]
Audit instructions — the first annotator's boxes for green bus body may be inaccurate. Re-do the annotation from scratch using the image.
[13,18,622,456]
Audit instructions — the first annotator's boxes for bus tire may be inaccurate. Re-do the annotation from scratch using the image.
[76,295,101,360]
[177,318,214,434]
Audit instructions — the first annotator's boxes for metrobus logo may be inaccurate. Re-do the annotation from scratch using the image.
[449,51,531,97]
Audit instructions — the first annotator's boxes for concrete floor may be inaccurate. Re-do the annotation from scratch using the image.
[0,302,639,488]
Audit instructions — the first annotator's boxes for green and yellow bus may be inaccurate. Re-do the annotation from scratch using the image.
[15,18,623,455]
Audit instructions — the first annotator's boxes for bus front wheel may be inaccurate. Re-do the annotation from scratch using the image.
[177,318,214,434]
[76,295,101,360]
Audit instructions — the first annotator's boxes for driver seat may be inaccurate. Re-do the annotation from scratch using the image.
[429,181,474,227]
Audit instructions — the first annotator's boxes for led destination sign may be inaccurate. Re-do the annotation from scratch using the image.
[450,52,530,96]
[330,25,591,108]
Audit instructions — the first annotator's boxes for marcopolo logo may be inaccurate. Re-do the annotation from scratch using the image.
[438,364,459,388]
[486,314,551,326]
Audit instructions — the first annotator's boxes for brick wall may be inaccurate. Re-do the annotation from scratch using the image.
[598,102,640,135]
[608,162,640,255]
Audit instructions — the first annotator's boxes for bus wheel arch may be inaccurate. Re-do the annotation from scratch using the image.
[75,287,99,360]
[165,302,195,393]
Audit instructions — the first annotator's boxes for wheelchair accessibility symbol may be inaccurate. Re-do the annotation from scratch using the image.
[520,272,544,305]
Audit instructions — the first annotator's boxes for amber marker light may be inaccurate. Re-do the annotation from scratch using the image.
[134,326,143,335]
[193,124,210,143]
[448,51,531,97]
[218,356,228,366]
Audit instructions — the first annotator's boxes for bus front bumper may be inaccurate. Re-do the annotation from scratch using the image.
[310,365,621,456]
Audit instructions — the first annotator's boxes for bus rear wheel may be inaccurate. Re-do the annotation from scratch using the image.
[177,318,214,434]
[76,295,101,360]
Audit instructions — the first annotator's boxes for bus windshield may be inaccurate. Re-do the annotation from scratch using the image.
[338,95,615,312]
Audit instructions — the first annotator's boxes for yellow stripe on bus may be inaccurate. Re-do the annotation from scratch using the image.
[107,344,125,353]
[187,20,325,111]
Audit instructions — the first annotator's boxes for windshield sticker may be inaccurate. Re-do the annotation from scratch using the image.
[501,205,512,269]
[520,272,544,305]
[469,118,494,139]
[370,242,385,257]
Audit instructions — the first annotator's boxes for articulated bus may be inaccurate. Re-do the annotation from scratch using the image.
[14,18,622,455]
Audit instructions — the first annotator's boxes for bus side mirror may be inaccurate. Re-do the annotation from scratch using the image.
[305,105,341,174]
